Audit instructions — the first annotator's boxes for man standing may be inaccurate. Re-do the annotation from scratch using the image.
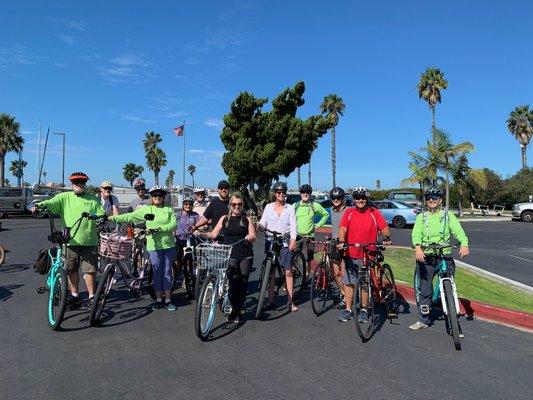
[192,187,210,218]
[193,180,230,231]
[128,178,150,212]
[32,172,106,308]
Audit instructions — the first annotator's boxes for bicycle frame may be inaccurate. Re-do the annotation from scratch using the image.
[46,245,65,320]
[435,259,460,317]
[360,246,387,304]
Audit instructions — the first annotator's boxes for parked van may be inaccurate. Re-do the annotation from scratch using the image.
[0,187,39,215]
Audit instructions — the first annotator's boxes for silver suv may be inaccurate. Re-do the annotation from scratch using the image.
[512,202,533,222]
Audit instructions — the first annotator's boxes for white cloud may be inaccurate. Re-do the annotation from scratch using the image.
[53,62,69,68]
[0,44,44,66]
[205,118,223,130]
[189,149,224,157]
[96,53,156,84]
[60,34,75,45]
[121,114,155,124]
[47,18,87,31]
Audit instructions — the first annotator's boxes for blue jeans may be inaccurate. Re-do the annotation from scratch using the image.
[149,248,177,293]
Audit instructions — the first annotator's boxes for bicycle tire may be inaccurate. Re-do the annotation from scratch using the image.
[194,268,207,301]
[291,251,306,296]
[195,274,218,340]
[413,263,422,310]
[132,249,143,277]
[443,279,462,351]
[146,261,156,300]
[310,261,331,316]
[48,268,67,330]
[183,255,195,300]
[89,264,115,326]
[353,269,375,342]
[255,259,273,319]
[0,245,5,267]
[380,263,397,312]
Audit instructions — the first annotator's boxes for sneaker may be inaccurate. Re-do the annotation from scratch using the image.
[67,294,82,309]
[409,321,429,330]
[336,296,346,309]
[165,302,177,312]
[338,309,354,322]
[86,297,94,308]
[358,309,368,323]
[150,301,163,311]
[226,311,240,323]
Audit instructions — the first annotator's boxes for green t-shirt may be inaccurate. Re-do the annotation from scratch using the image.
[110,205,177,251]
[294,201,329,237]
[37,191,106,246]
[411,209,469,255]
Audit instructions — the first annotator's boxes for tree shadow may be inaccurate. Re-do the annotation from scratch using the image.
[0,283,24,302]
[0,263,29,275]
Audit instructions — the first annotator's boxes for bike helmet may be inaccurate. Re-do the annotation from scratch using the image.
[352,186,369,198]
[182,197,194,205]
[329,186,346,200]
[272,181,288,192]
[425,187,443,198]
[193,187,206,194]
[299,184,312,193]
[148,185,168,196]
[69,171,89,183]
[133,178,146,189]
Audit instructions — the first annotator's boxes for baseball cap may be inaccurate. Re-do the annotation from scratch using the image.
[100,180,113,188]
[218,180,230,189]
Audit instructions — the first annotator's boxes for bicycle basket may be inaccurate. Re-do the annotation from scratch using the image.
[195,243,233,273]
[99,232,133,261]
[33,247,57,275]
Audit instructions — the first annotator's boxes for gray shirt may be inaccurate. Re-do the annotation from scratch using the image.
[331,205,351,239]
[128,196,150,213]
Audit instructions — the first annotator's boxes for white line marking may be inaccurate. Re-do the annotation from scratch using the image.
[509,255,533,264]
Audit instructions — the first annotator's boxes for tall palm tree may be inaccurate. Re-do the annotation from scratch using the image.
[507,105,533,170]
[320,94,345,187]
[0,113,24,187]
[146,147,167,185]
[401,153,433,202]
[187,164,196,188]
[451,154,487,216]
[165,169,175,188]
[9,159,27,187]
[417,67,448,132]
[143,131,162,153]
[122,162,141,186]
[137,165,144,178]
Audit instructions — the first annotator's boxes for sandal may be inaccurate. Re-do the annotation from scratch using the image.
[289,304,299,312]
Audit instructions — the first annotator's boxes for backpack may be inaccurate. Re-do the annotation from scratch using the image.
[33,247,57,275]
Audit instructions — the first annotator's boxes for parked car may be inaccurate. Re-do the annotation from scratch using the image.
[512,202,533,222]
[386,191,422,207]
[0,187,43,216]
[372,200,421,228]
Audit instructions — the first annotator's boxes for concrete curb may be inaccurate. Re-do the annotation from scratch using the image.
[396,283,533,333]
[456,217,510,222]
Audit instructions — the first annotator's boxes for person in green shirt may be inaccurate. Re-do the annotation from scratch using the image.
[294,184,329,276]
[31,172,106,309]
[109,186,178,311]
[410,187,470,330]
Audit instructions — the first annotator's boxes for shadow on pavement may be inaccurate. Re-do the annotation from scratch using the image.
[0,283,24,301]
[0,263,29,275]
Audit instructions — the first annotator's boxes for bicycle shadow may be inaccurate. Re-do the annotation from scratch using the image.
[198,314,247,342]
[0,283,24,302]
[0,262,29,275]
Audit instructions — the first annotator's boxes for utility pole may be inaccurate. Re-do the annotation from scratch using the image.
[52,132,66,187]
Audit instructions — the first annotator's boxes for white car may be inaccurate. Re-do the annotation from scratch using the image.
[512,202,533,222]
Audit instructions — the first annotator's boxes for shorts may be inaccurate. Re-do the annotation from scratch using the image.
[342,258,363,285]
[296,235,315,261]
[65,245,98,274]
[264,239,294,270]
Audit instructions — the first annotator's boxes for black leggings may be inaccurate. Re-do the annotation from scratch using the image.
[227,257,253,314]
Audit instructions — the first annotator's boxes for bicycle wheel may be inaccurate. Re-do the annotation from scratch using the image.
[48,268,68,330]
[194,268,207,301]
[310,261,332,316]
[380,263,397,316]
[413,263,422,310]
[131,249,144,277]
[353,269,375,342]
[0,245,5,267]
[255,259,273,319]
[146,261,156,300]
[443,279,461,351]
[291,251,306,296]
[183,255,195,300]
[195,274,218,340]
[89,264,115,326]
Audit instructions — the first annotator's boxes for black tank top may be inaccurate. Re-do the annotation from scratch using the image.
[222,216,253,259]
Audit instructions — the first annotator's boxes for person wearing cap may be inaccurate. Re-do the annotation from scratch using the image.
[99,180,120,216]
[110,186,178,311]
[128,178,150,212]
[192,187,210,218]
[31,172,106,309]
[192,180,230,232]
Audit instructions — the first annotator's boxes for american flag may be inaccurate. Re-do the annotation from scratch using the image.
[173,125,184,136]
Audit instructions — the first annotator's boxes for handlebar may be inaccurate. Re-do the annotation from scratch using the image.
[341,242,386,251]
[419,242,459,251]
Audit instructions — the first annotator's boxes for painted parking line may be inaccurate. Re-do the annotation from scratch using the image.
[509,255,533,264]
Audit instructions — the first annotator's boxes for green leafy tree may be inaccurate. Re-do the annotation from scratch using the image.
[9,159,27,187]
[165,169,175,188]
[417,67,448,132]
[320,94,345,187]
[221,82,330,203]
[450,154,487,216]
[123,162,141,186]
[507,105,533,170]
[0,113,24,187]
[143,131,166,185]
[187,165,196,188]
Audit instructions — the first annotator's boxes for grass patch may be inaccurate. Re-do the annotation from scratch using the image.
[383,247,533,314]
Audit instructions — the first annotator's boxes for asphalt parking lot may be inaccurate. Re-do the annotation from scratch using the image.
[1,217,532,400]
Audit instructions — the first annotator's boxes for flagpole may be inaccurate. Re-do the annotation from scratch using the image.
[182,121,186,195]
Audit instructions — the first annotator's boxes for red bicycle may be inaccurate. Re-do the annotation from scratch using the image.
[343,242,397,342]
[309,235,341,316]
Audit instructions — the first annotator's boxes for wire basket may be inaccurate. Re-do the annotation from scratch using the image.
[99,232,134,261]
[195,243,233,274]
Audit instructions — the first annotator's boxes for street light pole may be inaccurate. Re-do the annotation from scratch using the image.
[53,132,66,187]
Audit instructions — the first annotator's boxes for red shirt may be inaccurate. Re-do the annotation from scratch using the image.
[339,207,387,259]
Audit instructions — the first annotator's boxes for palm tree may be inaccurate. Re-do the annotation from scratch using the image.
[417,67,448,132]
[143,131,162,153]
[187,164,196,188]
[320,94,345,187]
[165,169,175,188]
[137,165,144,178]
[0,113,24,187]
[9,159,27,187]
[146,147,167,185]
[507,105,533,170]
[451,154,487,216]
[123,162,141,186]
[401,153,433,203]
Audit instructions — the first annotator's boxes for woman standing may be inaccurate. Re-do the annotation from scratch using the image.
[110,186,178,311]
[200,193,256,322]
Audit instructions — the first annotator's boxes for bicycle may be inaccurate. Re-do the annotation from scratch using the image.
[174,233,210,300]
[309,235,341,316]
[89,214,156,326]
[342,242,397,342]
[414,242,462,351]
[254,227,305,319]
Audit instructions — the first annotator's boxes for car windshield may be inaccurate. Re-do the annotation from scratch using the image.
[397,201,416,208]
[394,193,417,200]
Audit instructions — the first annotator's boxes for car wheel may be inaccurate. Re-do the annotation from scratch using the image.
[392,216,406,229]
[521,211,533,223]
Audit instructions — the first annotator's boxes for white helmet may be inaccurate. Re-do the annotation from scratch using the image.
[148,185,168,195]
[352,186,369,198]
[194,187,206,194]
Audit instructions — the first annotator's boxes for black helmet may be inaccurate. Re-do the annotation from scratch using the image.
[329,187,345,199]
[352,186,369,198]
[272,181,288,192]
[299,184,312,193]
[425,187,443,198]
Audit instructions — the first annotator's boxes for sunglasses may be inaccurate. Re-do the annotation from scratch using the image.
[300,191,311,195]
[425,195,441,201]
[71,180,87,185]
[231,202,243,207]
[275,190,287,195]
[136,188,146,191]
[353,196,367,201]
[102,187,112,191]
[152,194,165,198]
[183,203,193,206]
[218,187,229,191]
[331,197,343,201]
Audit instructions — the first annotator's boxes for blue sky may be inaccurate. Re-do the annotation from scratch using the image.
[1,1,532,191]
